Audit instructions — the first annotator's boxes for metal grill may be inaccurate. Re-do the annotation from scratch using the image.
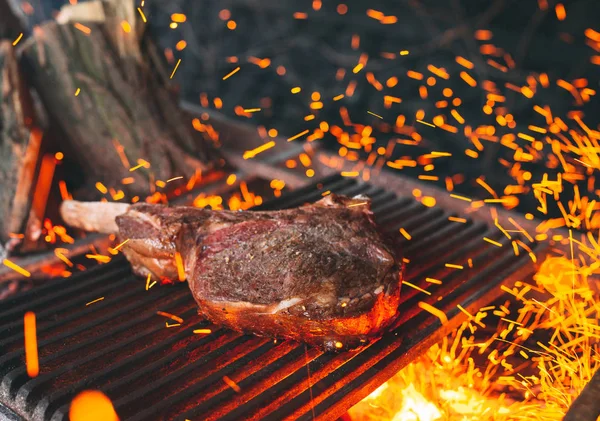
[0,174,546,421]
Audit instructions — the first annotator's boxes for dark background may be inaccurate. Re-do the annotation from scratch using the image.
[10,0,600,218]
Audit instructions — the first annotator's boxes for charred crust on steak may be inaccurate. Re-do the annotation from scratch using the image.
[110,193,403,351]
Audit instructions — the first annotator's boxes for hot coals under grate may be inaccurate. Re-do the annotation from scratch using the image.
[0,174,545,421]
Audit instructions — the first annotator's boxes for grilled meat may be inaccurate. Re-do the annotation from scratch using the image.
[61,195,403,351]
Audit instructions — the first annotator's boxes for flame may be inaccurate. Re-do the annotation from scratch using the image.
[69,390,119,421]
[392,384,442,421]
[350,249,600,421]
[26,6,600,418]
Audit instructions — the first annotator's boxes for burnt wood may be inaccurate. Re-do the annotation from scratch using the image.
[0,41,44,252]
[19,20,223,201]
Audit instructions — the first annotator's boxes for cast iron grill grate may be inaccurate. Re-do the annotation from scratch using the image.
[0,174,546,421]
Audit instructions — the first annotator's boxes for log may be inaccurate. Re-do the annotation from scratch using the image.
[19,19,224,201]
[0,41,44,252]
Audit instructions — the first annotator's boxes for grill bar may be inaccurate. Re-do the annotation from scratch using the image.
[0,174,546,421]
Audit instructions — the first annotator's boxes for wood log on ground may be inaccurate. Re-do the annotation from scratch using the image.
[0,41,45,252]
[19,19,224,201]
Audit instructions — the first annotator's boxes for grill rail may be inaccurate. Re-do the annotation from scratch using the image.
[0,174,545,421]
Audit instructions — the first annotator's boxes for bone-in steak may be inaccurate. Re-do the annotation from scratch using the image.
[62,195,403,351]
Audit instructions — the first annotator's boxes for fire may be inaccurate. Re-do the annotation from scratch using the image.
[69,390,119,421]
[391,384,442,421]
[8,4,597,419]
[350,249,600,421]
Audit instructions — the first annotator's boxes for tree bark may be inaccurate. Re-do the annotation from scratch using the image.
[0,41,44,251]
[19,20,224,201]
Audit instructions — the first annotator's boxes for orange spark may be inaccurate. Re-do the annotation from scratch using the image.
[555,3,566,20]
[223,376,241,392]
[70,390,119,421]
[95,182,108,194]
[85,254,111,263]
[222,67,240,80]
[287,130,309,142]
[74,23,91,34]
[12,33,23,46]
[460,71,477,87]
[194,329,212,334]
[113,239,130,251]
[86,297,104,306]
[402,281,431,295]
[474,29,493,40]
[24,311,39,377]
[407,70,424,80]
[170,58,181,79]
[137,7,147,22]
[445,263,464,269]
[418,301,448,324]
[243,141,275,158]
[416,120,435,128]
[455,56,474,69]
[483,237,503,247]
[156,311,184,324]
[55,248,73,267]
[450,194,472,202]
[3,259,31,277]
[171,13,186,23]
[427,64,450,79]
[175,252,186,281]
[121,20,131,33]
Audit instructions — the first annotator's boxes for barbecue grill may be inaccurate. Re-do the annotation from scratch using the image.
[0,172,548,421]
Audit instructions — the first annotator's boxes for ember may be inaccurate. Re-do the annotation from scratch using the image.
[69,390,119,421]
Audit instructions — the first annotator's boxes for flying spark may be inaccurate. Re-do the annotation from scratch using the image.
[287,129,309,142]
[156,311,184,324]
[3,259,31,277]
[170,58,182,79]
[137,7,147,23]
[243,141,275,159]
[222,66,240,80]
[175,252,186,281]
[86,297,104,306]
[24,312,39,377]
[12,33,23,46]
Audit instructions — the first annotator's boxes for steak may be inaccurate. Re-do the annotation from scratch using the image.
[60,195,403,351]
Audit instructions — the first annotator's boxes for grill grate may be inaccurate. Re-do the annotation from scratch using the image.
[0,174,546,421]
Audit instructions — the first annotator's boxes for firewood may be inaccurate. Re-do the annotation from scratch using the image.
[0,41,45,252]
[56,0,143,61]
[19,19,224,201]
